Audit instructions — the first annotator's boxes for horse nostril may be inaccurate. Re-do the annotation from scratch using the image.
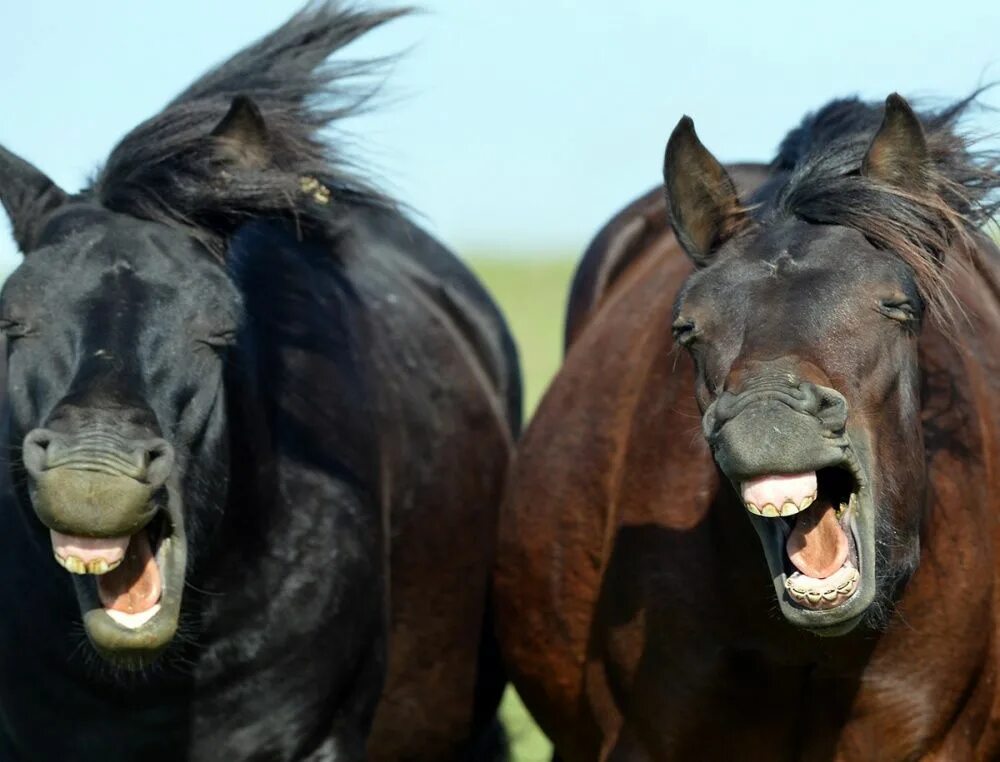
[142,439,175,489]
[22,429,55,479]
[815,389,849,432]
[817,390,842,410]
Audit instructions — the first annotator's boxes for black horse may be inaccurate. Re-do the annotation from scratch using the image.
[0,4,520,760]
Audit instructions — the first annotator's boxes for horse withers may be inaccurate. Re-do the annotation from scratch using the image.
[0,4,519,760]
[495,94,1000,759]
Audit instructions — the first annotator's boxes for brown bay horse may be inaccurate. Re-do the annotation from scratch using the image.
[496,94,1000,759]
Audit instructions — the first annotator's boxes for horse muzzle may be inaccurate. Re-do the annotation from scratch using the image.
[703,375,878,634]
[21,427,186,663]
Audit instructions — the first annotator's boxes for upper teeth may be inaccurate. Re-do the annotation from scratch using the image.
[54,554,123,576]
[745,492,816,517]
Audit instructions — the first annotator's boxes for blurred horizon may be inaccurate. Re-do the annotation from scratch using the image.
[3,4,1000,757]
[2,0,1000,273]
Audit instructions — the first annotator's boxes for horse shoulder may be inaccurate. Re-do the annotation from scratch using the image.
[496,239,705,754]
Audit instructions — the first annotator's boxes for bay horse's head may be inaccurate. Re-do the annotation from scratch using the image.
[663,94,993,635]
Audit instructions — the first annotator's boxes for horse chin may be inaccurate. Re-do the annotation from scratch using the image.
[67,507,187,668]
[739,448,879,635]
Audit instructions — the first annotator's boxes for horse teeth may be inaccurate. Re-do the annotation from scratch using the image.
[786,562,861,609]
[86,558,122,575]
[746,491,817,518]
[55,554,122,575]
[56,555,88,575]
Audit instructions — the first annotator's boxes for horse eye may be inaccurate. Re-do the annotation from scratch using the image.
[672,318,697,346]
[877,298,917,323]
[201,330,237,349]
[0,318,30,339]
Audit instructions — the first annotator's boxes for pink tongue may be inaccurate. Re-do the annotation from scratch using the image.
[96,532,162,614]
[786,501,849,578]
[51,531,130,565]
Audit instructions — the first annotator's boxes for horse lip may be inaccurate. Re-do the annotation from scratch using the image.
[708,401,851,485]
[31,467,158,539]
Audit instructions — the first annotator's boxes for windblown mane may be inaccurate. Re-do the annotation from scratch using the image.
[85,2,405,257]
[755,94,1000,321]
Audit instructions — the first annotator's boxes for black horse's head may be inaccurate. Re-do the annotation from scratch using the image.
[0,149,244,663]
[0,4,399,667]
[663,94,997,635]
[0,99,290,665]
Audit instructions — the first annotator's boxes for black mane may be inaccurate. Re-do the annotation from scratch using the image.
[86,2,406,256]
[754,94,1000,320]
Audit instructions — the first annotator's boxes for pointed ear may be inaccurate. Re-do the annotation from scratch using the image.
[663,117,750,266]
[862,94,929,188]
[0,145,69,252]
[211,96,270,169]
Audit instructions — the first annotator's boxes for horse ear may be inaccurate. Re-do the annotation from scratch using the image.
[0,145,69,253]
[663,117,750,266]
[862,94,929,188]
[211,95,270,169]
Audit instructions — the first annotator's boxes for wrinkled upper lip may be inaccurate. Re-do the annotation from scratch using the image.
[724,444,878,634]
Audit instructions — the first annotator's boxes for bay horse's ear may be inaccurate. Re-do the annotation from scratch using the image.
[211,95,270,170]
[0,145,69,253]
[862,94,929,189]
[663,116,750,266]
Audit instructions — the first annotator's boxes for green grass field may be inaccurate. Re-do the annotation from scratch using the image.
[470,257,576,414]
[468,255,578,761]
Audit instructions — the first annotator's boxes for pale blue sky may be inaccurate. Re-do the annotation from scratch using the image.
[1,0,999,273]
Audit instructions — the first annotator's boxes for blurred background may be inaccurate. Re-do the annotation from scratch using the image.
[2,0,999,757]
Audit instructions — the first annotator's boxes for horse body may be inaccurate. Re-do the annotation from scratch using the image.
[496,99,1000,760]
[0,174,516,762]
[0,6,518,760]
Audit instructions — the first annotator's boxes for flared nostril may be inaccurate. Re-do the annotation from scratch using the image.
[815,388,849,431]
[142,439,175,490]
[22,429,56,479]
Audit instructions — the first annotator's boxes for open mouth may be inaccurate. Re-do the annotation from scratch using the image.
[740,461,874,632]
[49,509,185,661]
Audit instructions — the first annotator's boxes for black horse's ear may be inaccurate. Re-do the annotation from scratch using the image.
[0,145,69,253]
[663,116,750,267]
[211,95,270,169]
[862,94,929,189]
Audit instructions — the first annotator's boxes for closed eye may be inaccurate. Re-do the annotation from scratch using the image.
[0,318,32,339]
[200,330,237,349]
[877,298,917,323]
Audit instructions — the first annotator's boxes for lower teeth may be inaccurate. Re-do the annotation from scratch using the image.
[785,566,859,607]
